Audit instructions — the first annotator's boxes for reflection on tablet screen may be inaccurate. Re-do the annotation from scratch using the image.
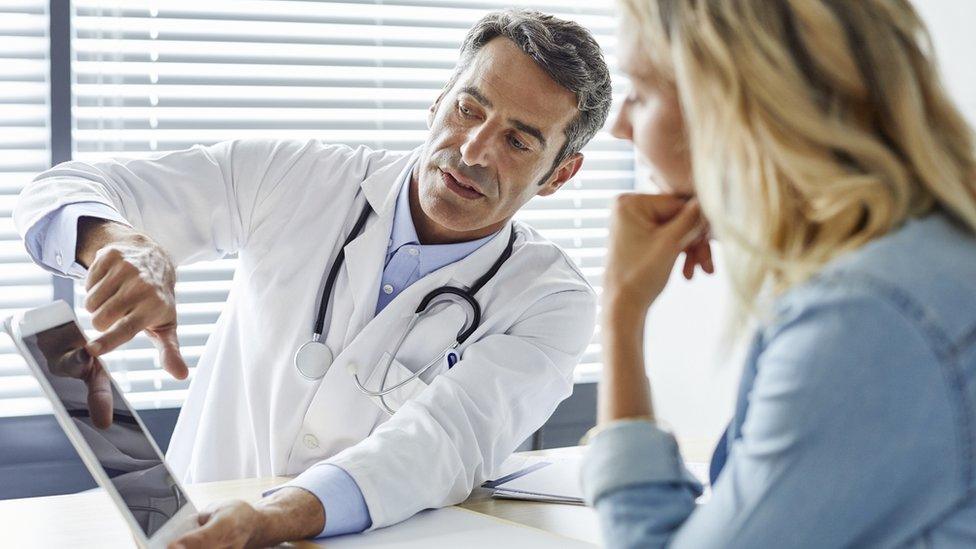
[22,321,188,537]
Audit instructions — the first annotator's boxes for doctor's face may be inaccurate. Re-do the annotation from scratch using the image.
[414,37,584,243]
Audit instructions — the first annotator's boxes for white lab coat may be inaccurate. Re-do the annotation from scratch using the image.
[14,139,597,529]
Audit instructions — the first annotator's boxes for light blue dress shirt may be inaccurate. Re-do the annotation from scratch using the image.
[23,201,130,278]
[580,212,976,548]
[23,161,497,538]
[374,170,496,315]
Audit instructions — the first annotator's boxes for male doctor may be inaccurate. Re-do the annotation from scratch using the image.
[15,10,612,547]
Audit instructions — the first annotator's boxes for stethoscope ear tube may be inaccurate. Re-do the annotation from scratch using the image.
[415,287,481,345]
[312,203,373,338]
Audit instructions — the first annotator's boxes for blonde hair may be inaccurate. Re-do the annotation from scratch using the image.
[617,0,976,323]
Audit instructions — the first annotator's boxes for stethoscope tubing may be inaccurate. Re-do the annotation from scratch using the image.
[300,193,517,412]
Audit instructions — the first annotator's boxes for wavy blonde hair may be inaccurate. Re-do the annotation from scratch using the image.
[617,0,976,321]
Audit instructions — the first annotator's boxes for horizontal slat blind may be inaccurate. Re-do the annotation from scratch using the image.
[0,0,53,417]
[35,0,628,412]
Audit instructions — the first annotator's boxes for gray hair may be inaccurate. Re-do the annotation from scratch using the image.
[448,10,613,176]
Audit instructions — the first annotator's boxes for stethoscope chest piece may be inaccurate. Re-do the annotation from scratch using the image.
[295,339,334,380]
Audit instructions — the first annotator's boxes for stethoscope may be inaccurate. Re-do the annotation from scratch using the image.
[294,199,517,413]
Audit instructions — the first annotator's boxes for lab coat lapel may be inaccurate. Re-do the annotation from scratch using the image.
[341,150,418,336]
[442,222,515,291]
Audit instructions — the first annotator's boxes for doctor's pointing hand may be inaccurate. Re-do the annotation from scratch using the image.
[78,218,188,385]
[16,10,618,548]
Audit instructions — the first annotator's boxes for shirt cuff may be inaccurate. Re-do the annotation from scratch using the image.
[25,202,129,279]
[265,463,372,538]
[580,419,703,506]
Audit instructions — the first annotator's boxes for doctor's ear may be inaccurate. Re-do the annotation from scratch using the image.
[537,153,584,197]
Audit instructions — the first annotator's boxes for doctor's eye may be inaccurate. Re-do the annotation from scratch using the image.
[508,135,528,151]
[458,102,475,118]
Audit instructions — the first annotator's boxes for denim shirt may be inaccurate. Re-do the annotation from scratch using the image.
[581,213,976,548]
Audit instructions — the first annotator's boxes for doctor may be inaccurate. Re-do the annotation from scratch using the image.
[16,10,615,547]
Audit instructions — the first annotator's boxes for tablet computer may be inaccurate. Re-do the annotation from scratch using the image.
[3,300,198,549]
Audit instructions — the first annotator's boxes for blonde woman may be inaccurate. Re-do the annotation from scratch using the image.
[582,0,976,547]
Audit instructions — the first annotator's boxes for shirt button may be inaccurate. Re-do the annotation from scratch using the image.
[55,251,63,266]
[408,247,419,256]
[303,434,319,449]
[383,284,394,294]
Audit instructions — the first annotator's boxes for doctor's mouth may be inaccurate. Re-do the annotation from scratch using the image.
[440,169,486,199]
[430,149,496,201]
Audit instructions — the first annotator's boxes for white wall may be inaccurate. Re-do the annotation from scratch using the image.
[914,0,976,125]
[644,254,740,451]
[642,0,976,453]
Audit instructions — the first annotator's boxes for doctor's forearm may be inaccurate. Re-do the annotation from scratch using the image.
[598,297,654,424]
[250,487,326,545]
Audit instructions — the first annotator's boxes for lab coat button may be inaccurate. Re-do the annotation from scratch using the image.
[55,251,63,266]
[382,284,394,294]
[303,434,319,449]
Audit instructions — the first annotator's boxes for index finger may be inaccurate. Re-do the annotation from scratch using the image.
[88,312,144,357]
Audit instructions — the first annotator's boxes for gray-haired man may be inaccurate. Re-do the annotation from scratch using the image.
[16,10,611,547]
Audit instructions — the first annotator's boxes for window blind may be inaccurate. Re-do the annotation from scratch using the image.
[0,0,53,417]
[4,0,632,415]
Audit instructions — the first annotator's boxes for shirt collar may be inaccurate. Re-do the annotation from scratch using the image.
[387,159,498,276]
[389,165,421,254]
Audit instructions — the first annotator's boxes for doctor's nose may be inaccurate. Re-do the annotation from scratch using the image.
[459,126,492,168]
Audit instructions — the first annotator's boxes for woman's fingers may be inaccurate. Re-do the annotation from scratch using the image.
[605,194,709,309]
[699,238,715,274]
[669,199,705,251]
[682,251,696,280]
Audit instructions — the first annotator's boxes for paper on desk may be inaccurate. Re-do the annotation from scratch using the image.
[491,490,585,506]
[485,454,712,506]
[321,506,595,548]
[490,457,584,503]
[487,453,543,481]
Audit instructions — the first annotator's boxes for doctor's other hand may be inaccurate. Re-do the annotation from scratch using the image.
[76,217,189,382]
[602,193,711,316]
[169,488,326,549]
[168,501,263,549]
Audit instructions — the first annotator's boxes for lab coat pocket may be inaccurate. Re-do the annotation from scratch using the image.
[364,352,430,413]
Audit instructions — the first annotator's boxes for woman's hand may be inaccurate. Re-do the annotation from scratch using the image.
[603,193,712,317]
[597,193,712,423]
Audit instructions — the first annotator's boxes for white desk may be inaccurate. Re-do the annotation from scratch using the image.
[0,442,714,547]
[0,447,596,548]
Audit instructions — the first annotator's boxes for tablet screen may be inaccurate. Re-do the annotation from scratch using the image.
[22,320,189,537]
